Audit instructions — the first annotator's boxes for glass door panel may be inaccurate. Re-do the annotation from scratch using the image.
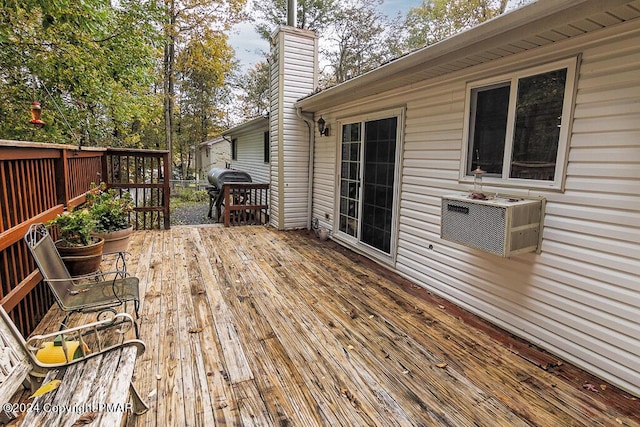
[361,117,397,253]
[338,117,397,254]
[339,123,361,237]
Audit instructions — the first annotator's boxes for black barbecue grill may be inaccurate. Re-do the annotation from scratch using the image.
[206,168,252,221]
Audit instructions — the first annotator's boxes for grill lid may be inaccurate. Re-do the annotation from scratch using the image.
[207,168,252,190]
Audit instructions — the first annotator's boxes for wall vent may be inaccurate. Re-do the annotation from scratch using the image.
[441,194,543,257]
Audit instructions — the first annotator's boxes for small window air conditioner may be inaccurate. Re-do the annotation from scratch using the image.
[441,194,544,257]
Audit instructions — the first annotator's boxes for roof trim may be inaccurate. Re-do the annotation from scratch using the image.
[221,116,269,137]
[198,135,225,148]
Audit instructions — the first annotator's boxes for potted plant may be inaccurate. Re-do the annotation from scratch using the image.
[47,208,105,276]
[86,183,134,254]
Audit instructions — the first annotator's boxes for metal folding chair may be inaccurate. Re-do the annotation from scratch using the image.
[24,223,141,336]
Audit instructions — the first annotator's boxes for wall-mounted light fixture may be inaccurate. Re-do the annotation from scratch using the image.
[317,116,329,136]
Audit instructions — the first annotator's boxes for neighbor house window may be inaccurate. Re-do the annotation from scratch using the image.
[231,138,237,160]
[463,58,576,187]
[263,131,270,163]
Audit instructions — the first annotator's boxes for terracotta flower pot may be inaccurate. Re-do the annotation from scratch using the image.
[55,237,104,276]
[91,226,133,254]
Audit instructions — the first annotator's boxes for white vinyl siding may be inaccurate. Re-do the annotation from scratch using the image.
[198,138,230,179]
[269,39,280,229]
[230,125,270,185]
[270,27,317,230]
[309,23,640,396]
[311,123,337,230]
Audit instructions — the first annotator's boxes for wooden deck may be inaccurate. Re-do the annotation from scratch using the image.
[24,225,640,426]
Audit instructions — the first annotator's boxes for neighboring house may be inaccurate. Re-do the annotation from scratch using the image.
[197,136,230,180]
[228,0,639,397]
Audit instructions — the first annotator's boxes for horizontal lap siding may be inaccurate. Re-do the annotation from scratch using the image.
[202,141,229,174]
[270,40,281,229]
[272,29,316,229]
[394,33,640,396]
[232,127,270,185]
[284,34,315,229]
[312,134,336,230]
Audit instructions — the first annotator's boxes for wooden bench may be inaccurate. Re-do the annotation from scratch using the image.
[0,306,147,426]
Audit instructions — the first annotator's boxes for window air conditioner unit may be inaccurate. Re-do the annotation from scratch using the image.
[441,194,544,257]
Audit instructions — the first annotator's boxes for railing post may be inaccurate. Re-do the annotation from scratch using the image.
[224,184,231,227]
[101,151,108,185]
[163,151,171,229]
[56,149,70,207]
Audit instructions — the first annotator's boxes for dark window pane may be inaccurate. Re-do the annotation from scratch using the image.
[510,68,567,180]
[348,182,359,199]
[339,216,347,232]
[469,84,510,175]
[231,139,238,160]
[350,142,360,161]
[348,200,356,217]
[351,123,361,141]
[349,162,359,180]
[361,117,397,253]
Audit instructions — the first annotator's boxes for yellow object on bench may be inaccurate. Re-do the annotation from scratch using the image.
[35,340,89,364]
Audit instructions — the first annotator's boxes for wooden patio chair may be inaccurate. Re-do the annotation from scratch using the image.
[24,223,141,335]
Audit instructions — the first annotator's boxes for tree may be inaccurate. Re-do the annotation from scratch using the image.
[252,0,336,40]
[161,0,245,166]
[245,0,336,120]
[0,0,162,146]
[175,28,237,176]
[400,0,525,53]
[321,0,396,85]
[250,0,397,87]
[235,61,270,119]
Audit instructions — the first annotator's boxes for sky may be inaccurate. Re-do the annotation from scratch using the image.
[228,0,423,72]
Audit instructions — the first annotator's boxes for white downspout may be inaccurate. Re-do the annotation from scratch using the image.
[296,107,315,230]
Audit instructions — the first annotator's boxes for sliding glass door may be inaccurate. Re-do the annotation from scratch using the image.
[338,116,398,254]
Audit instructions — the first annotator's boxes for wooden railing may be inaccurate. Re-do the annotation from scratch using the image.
[0,141,170,335]
[103,148,171,230]
[223,183,270,226]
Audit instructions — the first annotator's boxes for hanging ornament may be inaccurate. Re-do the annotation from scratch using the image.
[29,101,45,126]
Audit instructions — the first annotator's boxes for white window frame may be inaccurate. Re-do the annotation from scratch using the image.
[460,57,578,190]
[333,108,405,264]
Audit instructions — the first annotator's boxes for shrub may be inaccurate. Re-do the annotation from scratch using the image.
[47,209,97,247]
[86,183,134,232]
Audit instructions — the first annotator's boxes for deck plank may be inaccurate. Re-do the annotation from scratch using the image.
[153,229,185,427]
[127,230,163,427]
[173,228,200,425]
[183,227,229,426]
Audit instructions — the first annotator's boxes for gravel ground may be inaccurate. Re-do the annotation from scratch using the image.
[170,200,219,226]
